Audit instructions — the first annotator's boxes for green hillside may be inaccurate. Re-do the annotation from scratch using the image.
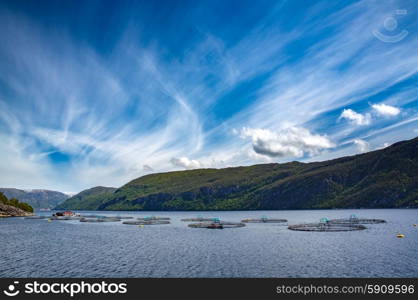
[55,186,117,210]
[57,137,418,211]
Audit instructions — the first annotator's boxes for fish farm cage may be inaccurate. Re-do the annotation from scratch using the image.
[79,214,106,218]
[241,216,287,223]
[122,220,171,225]
[328,214,386,224]
[24,216,48,219]
[288,218,367,232]
[79,217,121,223]
[181,217,219,222]
[188,219,246,229]
[136,216,171,221]
[49,216,81,220]
[288,222,367,232]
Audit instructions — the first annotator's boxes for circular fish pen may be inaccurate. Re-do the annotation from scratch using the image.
[123,220,170,225]
[288,223,366,232]
[181,217,218,222]
[241,216,287,223]
[80,214,106,218]
[79,217,121,223]
[288,217,366,232]
[137,216,171,221]
[25,216,48,219]
[50,216,80,220]
[188,220,246,229]
[329,214,386,224]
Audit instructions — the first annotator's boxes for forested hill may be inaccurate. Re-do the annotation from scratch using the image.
[57,137,418,211]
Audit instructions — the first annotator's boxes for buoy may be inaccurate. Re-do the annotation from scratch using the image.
[396,233,405,238]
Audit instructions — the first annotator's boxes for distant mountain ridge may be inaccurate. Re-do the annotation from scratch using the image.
[55,186,117,210]
[0,188,69,209]
[56,137,418,211]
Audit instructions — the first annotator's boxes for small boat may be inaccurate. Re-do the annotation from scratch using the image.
[53,211,79,217]
[396,233,405,238]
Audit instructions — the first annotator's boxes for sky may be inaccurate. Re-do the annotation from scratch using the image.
[0,0,417,193]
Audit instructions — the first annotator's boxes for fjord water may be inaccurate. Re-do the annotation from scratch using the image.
[1,209,417,278]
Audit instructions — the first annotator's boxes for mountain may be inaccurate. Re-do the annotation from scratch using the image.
[57,137,418,211]
[55,186,117,210]
[0,188,69,209]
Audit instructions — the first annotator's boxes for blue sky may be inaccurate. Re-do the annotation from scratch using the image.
[0,0,417,193]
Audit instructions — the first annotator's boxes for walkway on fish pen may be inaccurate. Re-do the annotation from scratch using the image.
[329,214,386,224]
[188,220,246,229]
[123,220,171,225]
[79,217,121,223]
[181,217,217,222]
[137,216,171,221]
[242,216,287,223]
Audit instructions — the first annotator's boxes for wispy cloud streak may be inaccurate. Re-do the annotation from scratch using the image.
[0,0,417,191]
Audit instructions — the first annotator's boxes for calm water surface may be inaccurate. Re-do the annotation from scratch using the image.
[1,209,417,277]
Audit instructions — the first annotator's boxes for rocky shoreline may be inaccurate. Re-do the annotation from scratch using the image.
[0,202,34,217]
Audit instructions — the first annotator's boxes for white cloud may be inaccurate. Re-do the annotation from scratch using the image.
[371,103,400,117]
[353,139,369,153]
[170,157,202,169]
[1,1,418,192]
[339,109,371,126]
[239,127,335,158]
